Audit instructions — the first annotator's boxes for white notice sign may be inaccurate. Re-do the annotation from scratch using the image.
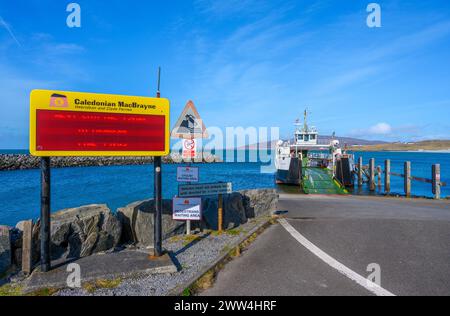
[177,166,199,182]
[173,197,202,221]
[182,139,197,159]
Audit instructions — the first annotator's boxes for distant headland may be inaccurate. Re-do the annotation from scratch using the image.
[349,140,450,152]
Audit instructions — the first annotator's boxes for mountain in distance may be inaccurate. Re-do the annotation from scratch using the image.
[240,135,387,150]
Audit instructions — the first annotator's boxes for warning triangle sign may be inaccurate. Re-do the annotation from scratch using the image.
[171,100,209,139]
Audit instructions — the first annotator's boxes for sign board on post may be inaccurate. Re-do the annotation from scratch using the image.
[177,166,199,182]
[171,100,208,139]
[182,139,197,159]
[173,197,202,221]
[30,90,170,157]
[178,182,233,197]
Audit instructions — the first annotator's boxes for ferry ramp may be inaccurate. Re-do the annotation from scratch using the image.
[302,167,347,195]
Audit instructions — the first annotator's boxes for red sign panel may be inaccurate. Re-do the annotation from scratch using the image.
[36,110,165,152]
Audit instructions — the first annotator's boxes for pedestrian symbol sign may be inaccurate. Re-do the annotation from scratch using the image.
[171,100,208,139]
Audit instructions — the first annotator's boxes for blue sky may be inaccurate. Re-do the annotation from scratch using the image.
[1,0,450,148]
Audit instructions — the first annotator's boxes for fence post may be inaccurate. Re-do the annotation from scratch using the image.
[358,157,363,187]
[377,166,382,190]
[369,158,375,191]
[404,161,411,197]
[432,164,441,200]
[385,160,391,194]
[22,220,33,275]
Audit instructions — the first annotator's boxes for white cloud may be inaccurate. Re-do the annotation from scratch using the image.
[368,122,392,135]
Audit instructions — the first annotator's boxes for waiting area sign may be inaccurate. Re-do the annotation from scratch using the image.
[29,90,170,157]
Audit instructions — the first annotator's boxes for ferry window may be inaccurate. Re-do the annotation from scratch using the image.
[305,135,310,141]
[311,135,316,140]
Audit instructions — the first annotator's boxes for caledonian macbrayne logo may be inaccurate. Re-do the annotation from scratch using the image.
[49,93,68,108]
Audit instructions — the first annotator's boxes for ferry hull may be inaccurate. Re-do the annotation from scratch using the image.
[276,158,301,185]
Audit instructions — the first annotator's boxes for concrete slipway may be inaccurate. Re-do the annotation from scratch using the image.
[202,194,450,296]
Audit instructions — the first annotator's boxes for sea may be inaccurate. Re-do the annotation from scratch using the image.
[0,150,449,226]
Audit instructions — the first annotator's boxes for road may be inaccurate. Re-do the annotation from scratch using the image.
[201,194,450,296]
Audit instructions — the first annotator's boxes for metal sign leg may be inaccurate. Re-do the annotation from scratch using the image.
[40,157,51,272]
[154,156,163,256]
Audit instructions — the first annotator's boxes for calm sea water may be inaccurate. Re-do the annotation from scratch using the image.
[0,150,448,226]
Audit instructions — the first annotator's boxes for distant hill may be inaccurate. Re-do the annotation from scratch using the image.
[350,140,450,152]
[240,136,387,150]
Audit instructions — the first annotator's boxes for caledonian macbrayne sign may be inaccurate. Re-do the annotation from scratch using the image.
[30,90,170,156]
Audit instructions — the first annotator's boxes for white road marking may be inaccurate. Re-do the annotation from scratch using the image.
[278,218,395,296]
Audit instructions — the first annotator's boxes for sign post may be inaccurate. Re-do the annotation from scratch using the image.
[172,100,209,235]
[176,166,199,235]
[30,86,170,266]
[40,157,51,272]
[154,67,163,257]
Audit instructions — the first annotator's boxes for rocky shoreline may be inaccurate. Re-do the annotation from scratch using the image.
[0,189,278,281]
[0,154,222,171]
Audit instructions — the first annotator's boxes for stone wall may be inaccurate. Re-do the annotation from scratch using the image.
[118,188,278,247]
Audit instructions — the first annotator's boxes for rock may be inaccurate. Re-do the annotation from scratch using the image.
[0,225,11,275]
[16,221,26,232]
[14,248,22,269]
[47,204,122,260]
[51,205,122,258]
[240,189,278,218]
[117,199,185,248]
[202,193,247,230]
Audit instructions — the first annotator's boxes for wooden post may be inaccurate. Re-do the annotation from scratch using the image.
[404,161,411,197]
[21,220,33,275]
[218,194,223,232]
[358,157,363,187]
[432,164,441,200]
[369,158,375,191]
[377,166,382,190]
[385,160,391,194]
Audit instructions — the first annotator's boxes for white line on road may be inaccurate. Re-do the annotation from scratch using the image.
[278,218,395,296]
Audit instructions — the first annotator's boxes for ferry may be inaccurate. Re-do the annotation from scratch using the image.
[275,110,354,194]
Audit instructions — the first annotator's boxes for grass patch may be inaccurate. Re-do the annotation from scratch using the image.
[192,270,215,292]
[0,284,24,296]
[225,228,242,236]
[83,278,122,294]
[182,288,191,296]
[26,287,59,296]
[183,235,200,247]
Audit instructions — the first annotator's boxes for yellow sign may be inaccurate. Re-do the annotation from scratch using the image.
[30,90,170,157]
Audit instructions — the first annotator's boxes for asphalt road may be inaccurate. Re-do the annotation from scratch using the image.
[201,194,450,296]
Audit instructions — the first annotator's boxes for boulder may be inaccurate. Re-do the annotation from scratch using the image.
[46,204,122,260]
[202,193,247,230]
[117,199,185,248]
[201,189,278,230]
[0,225,11,275]
[240,189,278,218]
